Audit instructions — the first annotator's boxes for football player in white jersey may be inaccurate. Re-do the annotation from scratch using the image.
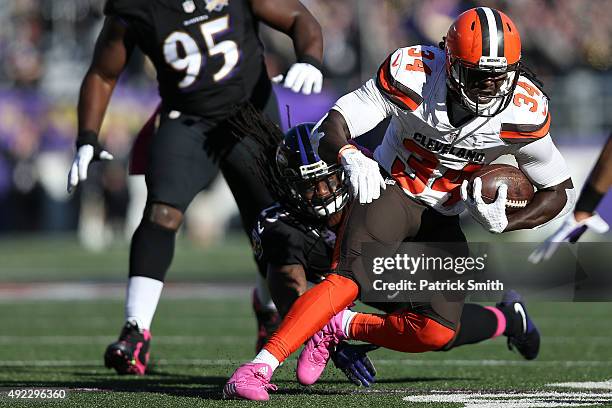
[224,7,575,400]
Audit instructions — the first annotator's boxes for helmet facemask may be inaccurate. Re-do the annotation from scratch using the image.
[276,147,350,221]
[447,56,520,117]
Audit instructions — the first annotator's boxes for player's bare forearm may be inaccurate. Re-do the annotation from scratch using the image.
[78,72,117,134]
[587,134,612,194]
[250,0,323,63]
[78,17,132,135]
[575,134,612,221]
[267,264,308,317]
[318,110,352,164]
[505,178,574,231]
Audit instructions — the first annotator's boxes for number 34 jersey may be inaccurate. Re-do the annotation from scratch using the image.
[104,0,266,117]
[332,45,570,215]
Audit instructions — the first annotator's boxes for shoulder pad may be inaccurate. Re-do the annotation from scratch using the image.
[499,76,551,144]
[375,45,444,111]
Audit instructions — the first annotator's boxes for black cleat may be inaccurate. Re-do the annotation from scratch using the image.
[497,290,540,360]
[104,321,151,375]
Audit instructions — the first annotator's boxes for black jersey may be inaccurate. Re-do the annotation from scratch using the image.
[251,204,337,283]
[104,0,269,118]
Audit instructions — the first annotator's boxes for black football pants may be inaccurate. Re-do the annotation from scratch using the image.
[138,93,280,279]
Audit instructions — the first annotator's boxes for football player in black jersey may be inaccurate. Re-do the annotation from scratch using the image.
[250,122,380,386]
[66,0,324,375]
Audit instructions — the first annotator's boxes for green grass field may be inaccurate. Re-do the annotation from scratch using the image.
[0,234,611,407]
[1,298,611,407]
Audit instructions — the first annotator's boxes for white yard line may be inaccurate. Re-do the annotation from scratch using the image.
[403,391,612,408]
[548,380,612,390]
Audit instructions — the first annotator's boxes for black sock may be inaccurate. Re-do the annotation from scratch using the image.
[446,304,499,349]
[129,219,176,281]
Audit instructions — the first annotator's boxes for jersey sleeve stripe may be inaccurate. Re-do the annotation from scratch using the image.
[376,56,423,112]
[500,112,551,143]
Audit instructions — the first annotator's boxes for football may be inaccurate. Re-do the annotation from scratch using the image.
[469,164,535,212]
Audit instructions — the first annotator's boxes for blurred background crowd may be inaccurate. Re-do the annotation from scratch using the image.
[0,0,610,246]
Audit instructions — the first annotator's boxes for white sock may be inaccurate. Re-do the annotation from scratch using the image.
[125,276,164,331]
[255,274,277,312]
[252,349,280,371]
[341,309,357,338]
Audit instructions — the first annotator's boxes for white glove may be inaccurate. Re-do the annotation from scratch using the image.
[67,144,114,193]
[339,145,386,204]
[272,62,323,95]
[528,212,609,264]
[460,177,508,233]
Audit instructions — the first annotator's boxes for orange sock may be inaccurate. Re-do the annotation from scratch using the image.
[264,274,358,362]
[349,311,455,353]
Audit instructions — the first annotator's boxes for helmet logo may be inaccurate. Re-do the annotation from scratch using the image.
[478,56,507,71]
[299,161,328,178]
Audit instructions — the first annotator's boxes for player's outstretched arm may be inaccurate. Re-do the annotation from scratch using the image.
[267,264,307,318]
[68,17,133,193]
[574,133,612,221]
[316,111,386,204]
[251,0,323,94]
[529,134,612,263]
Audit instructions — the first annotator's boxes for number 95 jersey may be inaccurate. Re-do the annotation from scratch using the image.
[332,45,570,216]
[104,0,267,118]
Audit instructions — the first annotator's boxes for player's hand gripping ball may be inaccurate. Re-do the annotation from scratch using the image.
[461,164,534,233]
[469,164,535,213]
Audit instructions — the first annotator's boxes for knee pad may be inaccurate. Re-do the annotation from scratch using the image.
[147,203,183,231]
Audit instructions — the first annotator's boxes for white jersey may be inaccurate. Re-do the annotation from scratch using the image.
[332,45,570,215]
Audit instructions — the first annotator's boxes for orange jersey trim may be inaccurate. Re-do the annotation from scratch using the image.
[376,55,423,112]
[500,112,551,143]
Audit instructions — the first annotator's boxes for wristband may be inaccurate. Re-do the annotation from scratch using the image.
[574,183,605,214]
[337,144,357,163]
[297,55,323,73]
[76,130,99,148]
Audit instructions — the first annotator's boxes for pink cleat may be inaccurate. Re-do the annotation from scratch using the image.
[296,309,349,385]
[223,363,278,401]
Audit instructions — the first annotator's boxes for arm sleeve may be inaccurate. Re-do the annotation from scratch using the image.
[332,78,399,138]
[513,135,571,189]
